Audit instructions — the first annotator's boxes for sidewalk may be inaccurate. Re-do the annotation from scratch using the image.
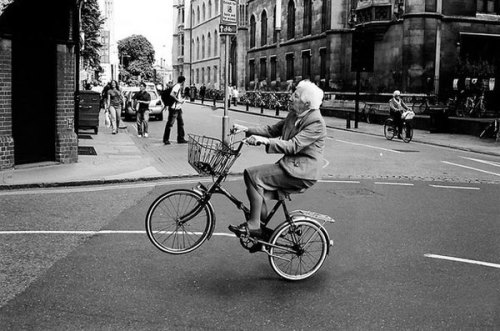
[0,102,498,190]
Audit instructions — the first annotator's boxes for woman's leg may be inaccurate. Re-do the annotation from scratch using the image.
[109,106,117,132]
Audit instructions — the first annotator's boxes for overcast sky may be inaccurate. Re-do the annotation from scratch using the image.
[113,0,174,67]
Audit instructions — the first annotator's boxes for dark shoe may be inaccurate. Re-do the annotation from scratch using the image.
[177,139,188,144]
[228,223,262,238]
[164,141,171,145]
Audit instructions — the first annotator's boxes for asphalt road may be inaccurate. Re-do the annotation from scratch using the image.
[1,106,499,329]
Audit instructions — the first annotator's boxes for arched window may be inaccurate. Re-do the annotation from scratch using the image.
[197,6,200,24]
[261,10,267,46]
[207,32,211,57]
[250,15,256,48]
[215,0,218,14]
[202,35,205,58]
[303,0,312,36]
[214,30,218,55]
[273,6,277,43]
[202,3,206,21]
[191,9,195,26]
[196,37,200,59]
[287,0,295,40]
[208,0,212,18]
[321,0,330,32]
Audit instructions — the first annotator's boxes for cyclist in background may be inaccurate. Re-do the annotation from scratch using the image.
[229,80,326,238]
[389,90,409,139]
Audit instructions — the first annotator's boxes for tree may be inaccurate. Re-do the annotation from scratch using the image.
[81,0,105,71]
[118,35,156,83]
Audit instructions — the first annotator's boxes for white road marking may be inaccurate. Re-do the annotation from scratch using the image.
[374,182,414,186]
[441,161,500,177]
[429,184,480,190]
[425,254,500,269]
[459,156,500,168]
[319,180,360,184]
[322,159,330,168]
[0,230,236,237]
[333,139,403,154]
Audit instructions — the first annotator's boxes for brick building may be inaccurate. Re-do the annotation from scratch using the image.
[245,0,500,105]
[0,0,79,170]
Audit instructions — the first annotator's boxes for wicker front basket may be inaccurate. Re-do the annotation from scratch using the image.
[187,134,240,176]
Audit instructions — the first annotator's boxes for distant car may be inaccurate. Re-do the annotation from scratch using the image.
[122,87,164,121]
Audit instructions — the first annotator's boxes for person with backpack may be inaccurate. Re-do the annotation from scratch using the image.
[163,76,187,145]
[161,82,174,111]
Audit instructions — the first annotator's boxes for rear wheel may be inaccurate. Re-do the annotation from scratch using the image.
[384,118,395,140]
[268,220,328,281]
[401,122,413,143]
[145,189,212,254]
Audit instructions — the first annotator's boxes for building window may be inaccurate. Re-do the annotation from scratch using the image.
[196,69,199,83]
[250,15,256,48]
[239,2,248,27]
[286,54,294,80]
[259,58,267,80]
[207,33,211,57]
[287,0,295,40]
[271,56,277,81]
[302,51,311,79]
[303,0,312,36]
[208,0,212,18]
[202,35,205,59]
[320,48,326,79]
[182,8,185,23]
[261,10,268,46]
[214,65,218,82]
[202,68,205,84]
[202,2,206,21]
[273,6,277,43]
[196,37,200,59]
[214,30,218,55]
[477,0,500,14]
[207,67,211,82]
[249,59,255,81]
[197,6,200,24]
[181,35,184,56]
[321,0,330,32]
[215,0,218,14]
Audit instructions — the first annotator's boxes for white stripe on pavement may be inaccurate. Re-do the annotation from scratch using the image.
[459,156,500,168]
[425,254,500,269]
[442,161,500,177]
[0,230,236,237]
[374,182,414,186]
[333,139,403,154]
[429,184,480,190]
[319,180,360,184]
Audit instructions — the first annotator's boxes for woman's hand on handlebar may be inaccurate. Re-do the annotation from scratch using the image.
[245,135,269,146]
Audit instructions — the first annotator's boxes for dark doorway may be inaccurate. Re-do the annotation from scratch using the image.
[12,36,56,165]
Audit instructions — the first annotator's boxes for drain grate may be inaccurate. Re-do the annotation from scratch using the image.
[78,146,97,156]
[393,150,419,153]
[78,134,93,140]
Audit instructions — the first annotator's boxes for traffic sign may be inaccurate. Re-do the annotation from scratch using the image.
[221,0,237,24]
[219,24,237,35]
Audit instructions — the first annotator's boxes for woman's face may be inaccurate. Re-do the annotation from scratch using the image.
[111,81,117,89]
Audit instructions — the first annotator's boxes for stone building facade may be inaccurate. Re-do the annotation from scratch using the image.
[0,0,78,170]
[245,0,500,104]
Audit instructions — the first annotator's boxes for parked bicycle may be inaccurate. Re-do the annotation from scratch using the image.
[479,118,499,139]
[145,133,335,281]
[466,90,487,118]
[384,112,414,143]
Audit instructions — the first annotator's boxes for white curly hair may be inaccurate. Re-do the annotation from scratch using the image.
[296,80,324,110]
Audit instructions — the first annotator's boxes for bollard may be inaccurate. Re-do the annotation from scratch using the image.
[346,112,351,129]
[275,106,280,117]
[213,98,216,107]
[246,103,249,111]
[261,104,264,114]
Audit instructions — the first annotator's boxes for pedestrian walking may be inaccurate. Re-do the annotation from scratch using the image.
[105,80,123,135]
[232,85,239,106]
[199,83,206,104]
[134,82,151,138]
[163,76,187,145]
[227,85,233,108]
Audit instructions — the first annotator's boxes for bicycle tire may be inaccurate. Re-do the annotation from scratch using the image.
[384,118,395,140]
[268,220,328,281]
[401,122,413,143]
[145,189,212,254]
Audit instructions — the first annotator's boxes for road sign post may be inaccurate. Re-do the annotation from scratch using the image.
[220,0,237,144]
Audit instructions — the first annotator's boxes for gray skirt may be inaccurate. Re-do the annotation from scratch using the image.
[244,163,316,200]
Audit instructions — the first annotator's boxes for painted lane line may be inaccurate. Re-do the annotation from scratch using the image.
[441,161,500,177]
[319,180,360,184]
[322,158,330,169]
[333,139,403,154]
[425,254,500,269]
[429,184,480,190]
[459,156,500,168]
[0,230,236,237]
[374,182,414,186]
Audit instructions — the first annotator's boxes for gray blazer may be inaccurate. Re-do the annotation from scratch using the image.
[247,108,326,180]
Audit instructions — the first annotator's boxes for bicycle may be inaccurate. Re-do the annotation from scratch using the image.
[479,118,499,139]
[465,91,487,118]
[384,115,413,143]
[145,133,335,281]
[360,102,377,124]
